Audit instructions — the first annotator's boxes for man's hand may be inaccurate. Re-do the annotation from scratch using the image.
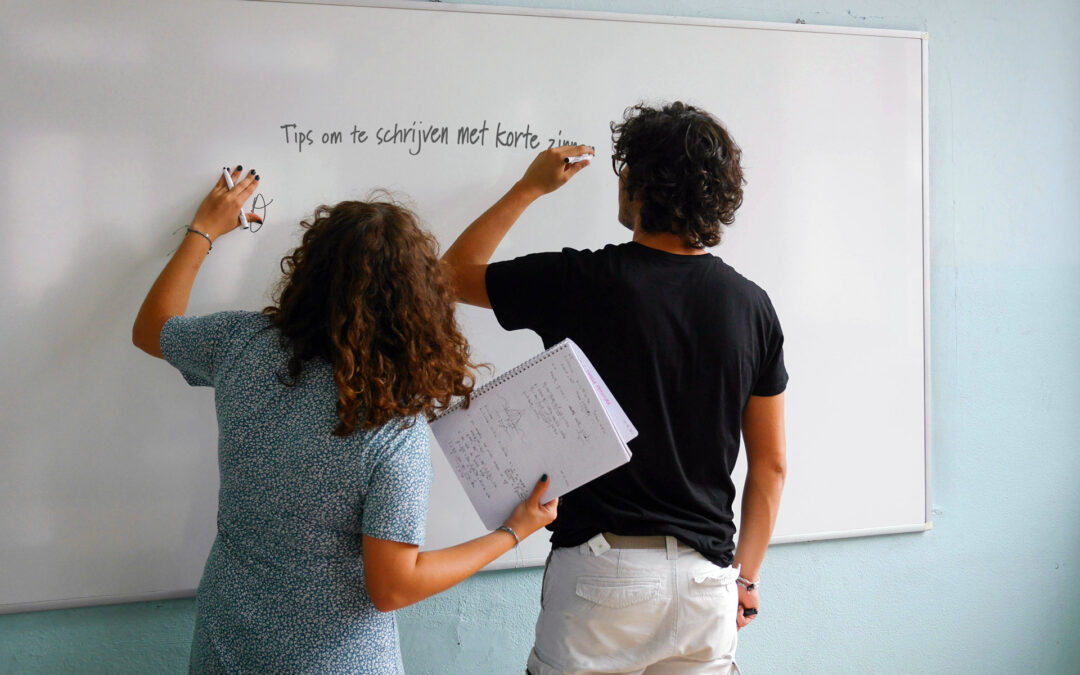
[442,145,593,308]
[517,145,594,198]
[736,582,760,630]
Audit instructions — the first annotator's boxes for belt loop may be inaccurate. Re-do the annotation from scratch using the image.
[665,536,677,560]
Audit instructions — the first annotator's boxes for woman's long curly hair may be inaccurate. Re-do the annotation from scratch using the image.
[611,102,745,248]
[263,198,477,436]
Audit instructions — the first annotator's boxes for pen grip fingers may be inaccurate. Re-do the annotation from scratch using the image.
[234,172,260,201]
[565,158,590,176]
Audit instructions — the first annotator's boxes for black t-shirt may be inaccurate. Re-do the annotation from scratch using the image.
[485,241,787,566]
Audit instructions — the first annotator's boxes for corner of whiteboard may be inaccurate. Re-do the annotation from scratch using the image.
[769,522,931,546]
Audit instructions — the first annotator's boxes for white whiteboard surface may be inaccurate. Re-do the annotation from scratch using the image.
[0,0,928,613]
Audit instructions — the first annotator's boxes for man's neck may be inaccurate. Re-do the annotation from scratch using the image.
[632,228,707,256]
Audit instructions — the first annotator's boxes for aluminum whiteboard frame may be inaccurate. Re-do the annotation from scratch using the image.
[3,2,931,614]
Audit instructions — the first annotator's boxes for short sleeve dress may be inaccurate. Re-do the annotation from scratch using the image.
[160,311,432,674]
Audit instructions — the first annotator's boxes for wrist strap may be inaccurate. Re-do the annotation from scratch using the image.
[186,227,212,253]
[497,525,520,547]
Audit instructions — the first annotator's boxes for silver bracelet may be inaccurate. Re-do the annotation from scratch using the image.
[736,576,760,591]
[497,525,520,547]
[186,227,212,253]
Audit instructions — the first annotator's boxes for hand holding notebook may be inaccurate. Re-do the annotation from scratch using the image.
[430,339,637,530]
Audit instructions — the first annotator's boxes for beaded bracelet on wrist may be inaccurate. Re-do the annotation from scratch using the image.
[186,227,212,253]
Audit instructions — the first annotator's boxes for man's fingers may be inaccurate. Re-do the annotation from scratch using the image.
[244,212,263,224]
[553,144,595,158]
[566,159,591,176]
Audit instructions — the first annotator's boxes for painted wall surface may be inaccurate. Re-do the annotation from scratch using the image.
[2,0,1078,673]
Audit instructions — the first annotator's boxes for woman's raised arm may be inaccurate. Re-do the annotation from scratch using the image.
[132,166,261,357]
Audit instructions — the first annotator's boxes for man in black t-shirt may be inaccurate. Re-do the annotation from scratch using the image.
[444,102,787,674]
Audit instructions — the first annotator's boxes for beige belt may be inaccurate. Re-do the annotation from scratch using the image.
[601,533,670,549]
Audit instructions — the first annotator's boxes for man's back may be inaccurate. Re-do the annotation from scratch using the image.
[487,240,787,565]
[443,101,787,672]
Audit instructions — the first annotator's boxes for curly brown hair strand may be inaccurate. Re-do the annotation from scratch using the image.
[264,199,477,436]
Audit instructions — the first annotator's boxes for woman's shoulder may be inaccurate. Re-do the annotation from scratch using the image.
[168,309,273,340]
[366,415,429,452]
[226,309,275,332]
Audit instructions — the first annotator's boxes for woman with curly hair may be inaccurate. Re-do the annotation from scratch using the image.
[133,166,557,673]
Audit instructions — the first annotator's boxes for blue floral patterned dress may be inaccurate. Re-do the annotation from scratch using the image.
[161,311,432,674]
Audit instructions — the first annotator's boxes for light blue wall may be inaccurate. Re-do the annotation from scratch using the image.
[3,1,1078,672]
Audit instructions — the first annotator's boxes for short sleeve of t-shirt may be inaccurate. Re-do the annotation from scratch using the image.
[361,417,433,546]
[159,311,258,388]
[486,249,576,337]
[751,300,789,397]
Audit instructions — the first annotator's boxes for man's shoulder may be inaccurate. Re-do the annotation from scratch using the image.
[715,259,769,296]
[490,242,627,273]
[555,242,629,259]
[712,262,782,327]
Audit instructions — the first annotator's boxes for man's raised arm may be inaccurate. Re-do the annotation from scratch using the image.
[441,145,593,308]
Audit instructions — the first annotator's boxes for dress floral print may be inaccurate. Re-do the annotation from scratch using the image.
[161,311,431,674]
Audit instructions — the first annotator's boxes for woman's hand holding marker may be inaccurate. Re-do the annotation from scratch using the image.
[188,165,263,246]
[516,145,594,198]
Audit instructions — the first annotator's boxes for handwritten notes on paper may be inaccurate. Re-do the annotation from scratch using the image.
[430,340,636,530]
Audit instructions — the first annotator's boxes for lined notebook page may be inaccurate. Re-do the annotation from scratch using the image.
[430,339,635,530]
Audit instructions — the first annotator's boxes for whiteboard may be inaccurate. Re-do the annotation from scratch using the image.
[0,0,929,612]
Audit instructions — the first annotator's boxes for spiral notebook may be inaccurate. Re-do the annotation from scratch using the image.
[430,339,637,530]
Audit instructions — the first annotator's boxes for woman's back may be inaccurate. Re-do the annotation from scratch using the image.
[162,310,431,673]
[134,180,556,673]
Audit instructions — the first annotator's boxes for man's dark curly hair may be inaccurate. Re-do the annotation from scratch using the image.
[611,102,744,248]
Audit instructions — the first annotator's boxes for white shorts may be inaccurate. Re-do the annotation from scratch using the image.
[527,536,742,675]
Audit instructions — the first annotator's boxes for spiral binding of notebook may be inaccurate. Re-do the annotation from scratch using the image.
[434,340,571,419]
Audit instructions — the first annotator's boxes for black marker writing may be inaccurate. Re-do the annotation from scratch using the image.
[277,120,583,155]
[547,130,582,149]
[375,121,450,156]
[281,123,314,152]
[248,193,274,233]
[495,122,540,150]
[456,120,489,146]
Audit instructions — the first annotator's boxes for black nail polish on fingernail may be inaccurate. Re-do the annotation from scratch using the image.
[255,175,260,181]
[249,169,255,175]
[236,165,242,171]
[541,473,548,482]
